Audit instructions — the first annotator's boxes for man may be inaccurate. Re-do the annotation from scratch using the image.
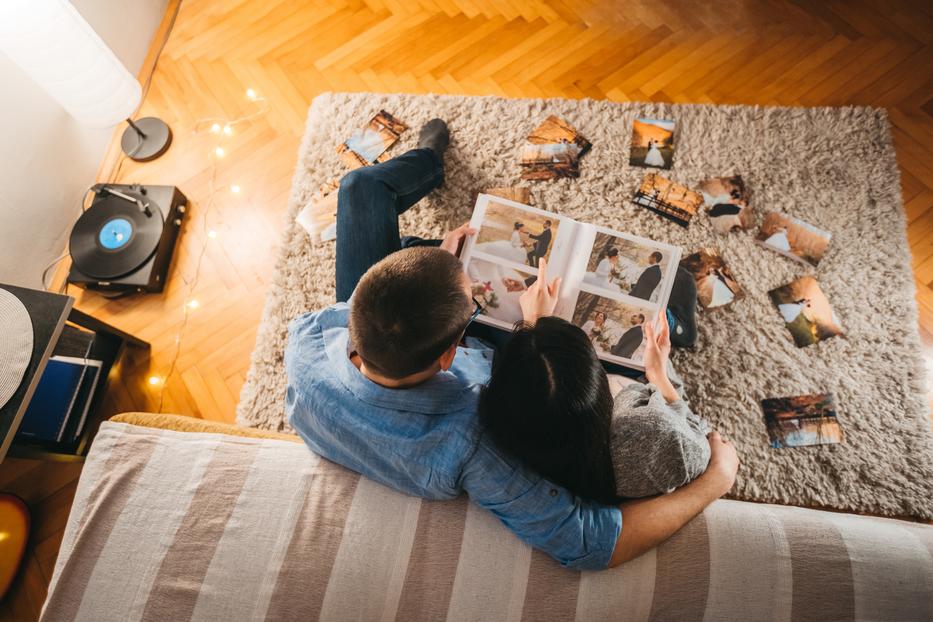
[525,220,552,267]
[285,119,739,570]
[629,251,663,300]
[611,313,645,359]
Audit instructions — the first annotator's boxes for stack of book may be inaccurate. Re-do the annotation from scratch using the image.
[15,324,101,447]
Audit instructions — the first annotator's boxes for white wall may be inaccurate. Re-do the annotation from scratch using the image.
[0,0,169,289]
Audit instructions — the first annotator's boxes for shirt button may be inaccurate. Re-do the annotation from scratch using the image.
[549,489,558,497]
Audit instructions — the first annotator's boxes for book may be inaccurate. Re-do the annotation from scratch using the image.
[629,118,675,169]
[761,393,843,448]
[756,211,832,267]
[58,356,101,444]
[679,248,744,310]
[461,193,682,370]
[698,175,755,233]
[768,276,843,348]
[336,110,408,170]
[519,116,591,181]
[16,355,100,444]
[633,172,703,227]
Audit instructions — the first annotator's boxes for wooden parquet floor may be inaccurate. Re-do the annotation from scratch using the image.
[3,0,932,618]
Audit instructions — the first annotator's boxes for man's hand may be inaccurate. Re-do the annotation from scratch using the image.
[702,431,739,497]
[519,258,561,324]
[440,223,476,257]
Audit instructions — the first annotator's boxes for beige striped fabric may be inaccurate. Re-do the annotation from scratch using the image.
[42,422,933,622]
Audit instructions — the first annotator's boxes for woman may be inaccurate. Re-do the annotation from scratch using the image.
[480,308,712,504]
[580,310,618,353]
[583,248,621,291]
[644,139,666,167]
[476,222,528,264]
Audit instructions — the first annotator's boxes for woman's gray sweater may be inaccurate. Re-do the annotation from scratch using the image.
[609,363,711,499]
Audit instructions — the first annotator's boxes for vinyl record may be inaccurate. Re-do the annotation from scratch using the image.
[69,192,164,279]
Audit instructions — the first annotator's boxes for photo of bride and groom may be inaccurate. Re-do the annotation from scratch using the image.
[582,233,669,302]
[572,291,652,362]
[473,201,557,268]
[768,275,843,348]
[628,117,675,170]
[679,248,745,310]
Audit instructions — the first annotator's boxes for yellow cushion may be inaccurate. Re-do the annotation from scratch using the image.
[109,412,301,443]
[0,493,29,599]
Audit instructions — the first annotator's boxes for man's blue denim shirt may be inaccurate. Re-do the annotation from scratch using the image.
[284,304,622,570]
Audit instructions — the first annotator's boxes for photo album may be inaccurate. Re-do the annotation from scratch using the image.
[460,193,682,369]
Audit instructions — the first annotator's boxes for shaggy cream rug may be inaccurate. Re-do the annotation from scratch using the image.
[236,92,933,520]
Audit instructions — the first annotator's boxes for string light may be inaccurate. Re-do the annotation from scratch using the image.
[156,86,269,413]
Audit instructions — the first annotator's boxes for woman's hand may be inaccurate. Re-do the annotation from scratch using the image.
[440,223,476,257]
[519,258,561,324]
[643,310,679,403]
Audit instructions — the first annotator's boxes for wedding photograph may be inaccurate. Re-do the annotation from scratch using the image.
[768,275,843,348]
[473,201,559,267]
[628,117,675,169]
[679,248,745,310]
[761,393,844,448]
[520,115,591,180]
[756,211,832,267]
[698,175,755,233]
[633,172,704,227]
[572,291,653,361]
[336,109,408,169]
[466,258,536,328]
[582,231,673,302]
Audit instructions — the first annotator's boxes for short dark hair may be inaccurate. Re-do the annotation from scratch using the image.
[349,247,470,379]
[606,248,619,258]
[650,251,663,263]
[479,317,617,504]
[544,220,552,226]
[514,221,523,229]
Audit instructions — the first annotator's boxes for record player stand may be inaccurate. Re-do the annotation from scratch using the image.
[0,284,149,463]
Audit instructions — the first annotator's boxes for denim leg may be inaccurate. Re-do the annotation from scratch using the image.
[335,148,445,302]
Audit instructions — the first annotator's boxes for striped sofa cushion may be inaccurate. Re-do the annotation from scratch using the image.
[42,422,933,621]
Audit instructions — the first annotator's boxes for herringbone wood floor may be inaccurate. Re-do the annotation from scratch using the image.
[3,0,932,618]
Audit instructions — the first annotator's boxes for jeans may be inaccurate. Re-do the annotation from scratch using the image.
[335,148,445,302]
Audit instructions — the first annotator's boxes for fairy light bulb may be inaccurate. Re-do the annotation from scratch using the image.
[223,124,233,136]
[246,88,257,100]
[230,184,240,193]
[209,123,221,134]
[215,146,225,158]
[148,376,161,386]
[207,229,218,239]
[187,299,200,309]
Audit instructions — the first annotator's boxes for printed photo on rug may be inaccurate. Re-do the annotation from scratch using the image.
[633,172,703,227]
[756,211,832,267]
[336,110,408,169]
[761,393,844,449]
[698,175,754,233]
[679,248,745,310]
[629,118,675,169]
[473,200,559,268]
[467,258,537,329]
[520,115,592,181]
[571,290,654,363]
[295,178,341,242]
[768,275,843,348]
[583,231,674,303]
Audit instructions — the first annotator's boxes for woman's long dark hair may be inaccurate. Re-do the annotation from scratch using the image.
[479,317,617,504]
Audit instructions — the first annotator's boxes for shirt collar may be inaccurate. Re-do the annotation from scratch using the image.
[320,312,480,415]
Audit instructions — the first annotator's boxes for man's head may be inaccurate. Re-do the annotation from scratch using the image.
[349,247,472,380]
[631,313,645,326]
[543,220,552,229]
[649,251,663,264]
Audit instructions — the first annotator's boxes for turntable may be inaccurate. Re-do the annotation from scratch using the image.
[67,184,187,293]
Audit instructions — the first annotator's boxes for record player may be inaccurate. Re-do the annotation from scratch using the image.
[67,183,187,293]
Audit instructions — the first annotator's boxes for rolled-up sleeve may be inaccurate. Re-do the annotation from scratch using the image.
[459,435,622,570]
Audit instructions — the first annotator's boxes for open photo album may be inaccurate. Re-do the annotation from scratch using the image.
[460,194,682,370]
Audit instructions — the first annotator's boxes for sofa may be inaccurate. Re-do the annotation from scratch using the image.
[39,414,933,621]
